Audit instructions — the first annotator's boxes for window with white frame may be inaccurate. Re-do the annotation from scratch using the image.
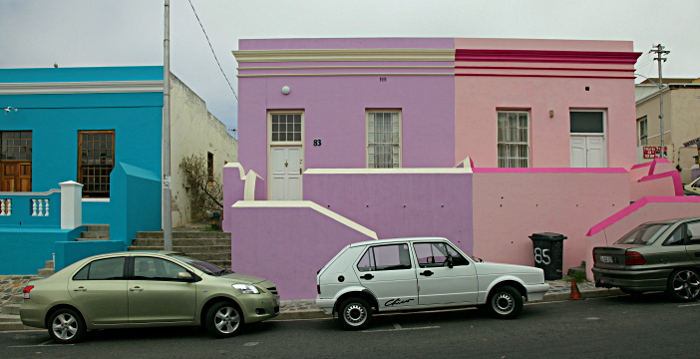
[638,117,648,146]
[270,113,302,143]
[497,111,529,168]
[367,111,401,168]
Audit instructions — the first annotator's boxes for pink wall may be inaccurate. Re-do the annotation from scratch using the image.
[229,204,376,300]
[472,168,630,273]
[454,38,639,169]
[303,170,474,253]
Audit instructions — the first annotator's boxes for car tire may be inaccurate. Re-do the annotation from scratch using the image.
[338,297,373,330]
[486,285,523,319]
[619,287,644,296]
[205,301,244,338]
[666,269,700,302]
[47,308,86,344]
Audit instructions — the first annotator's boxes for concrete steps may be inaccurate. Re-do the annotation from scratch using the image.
[76,224,110,241]
[129,231,231,269]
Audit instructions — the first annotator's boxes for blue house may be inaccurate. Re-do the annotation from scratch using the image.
[0,66,237,274]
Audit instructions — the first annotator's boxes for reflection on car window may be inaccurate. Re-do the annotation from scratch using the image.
[73,257,125,280]
[134,257,188,281]
[688,221,700,244]
[357,244,412,272]
[614,224,670,246]
[664,227,685,246]
[414,242,470,268]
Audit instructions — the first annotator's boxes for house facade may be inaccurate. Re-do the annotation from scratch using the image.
[219,38,695,301]
[0,66,237,274]
[635,78,700,183]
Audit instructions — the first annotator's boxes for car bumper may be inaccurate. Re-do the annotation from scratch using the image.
[19,301,47,329]
[315,297,335,315]
[238,293,280,323]
[592,267,671,292]
[525,283,550,301]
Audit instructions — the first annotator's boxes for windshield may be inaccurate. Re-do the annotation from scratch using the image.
[614,223,670,246]
[167,254,233,276]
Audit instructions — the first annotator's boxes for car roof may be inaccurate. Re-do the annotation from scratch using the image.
[641,216,700,225]
[348,237,448,248]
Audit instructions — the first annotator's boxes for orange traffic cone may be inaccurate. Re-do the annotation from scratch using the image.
[570,279,582,300]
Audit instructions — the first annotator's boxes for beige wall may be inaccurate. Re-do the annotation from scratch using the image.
[169,74,238,226]
[636,84,700,183]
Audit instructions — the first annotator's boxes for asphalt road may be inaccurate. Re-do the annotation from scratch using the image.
[2,293,699,359]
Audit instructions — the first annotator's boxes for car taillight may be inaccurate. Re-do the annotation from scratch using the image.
[317,284,321,295]
[23,285,35,299]
[625,251,646,265]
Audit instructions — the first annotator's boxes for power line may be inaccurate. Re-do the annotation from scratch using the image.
[187,0,238,101]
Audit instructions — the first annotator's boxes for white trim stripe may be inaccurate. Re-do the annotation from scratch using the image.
[304,168,473,174]
[0,80,163,95]
[232,200,378,240]
[232,49,454,63]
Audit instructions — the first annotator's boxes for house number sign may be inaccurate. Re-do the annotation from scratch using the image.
[313,139,322,147]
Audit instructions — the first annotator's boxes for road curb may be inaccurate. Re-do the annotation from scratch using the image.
[272,287,626,321]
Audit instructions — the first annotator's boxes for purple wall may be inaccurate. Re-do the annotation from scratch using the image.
[237,38,456,199]
[229,204,376,300]
[303,170,474,253]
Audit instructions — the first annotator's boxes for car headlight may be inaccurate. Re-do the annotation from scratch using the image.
[232,284,260,294]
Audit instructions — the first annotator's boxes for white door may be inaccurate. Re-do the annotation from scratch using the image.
[355,243,419,310]
[570,135,606,167]
[413,242,478,305]
[269,146,303,200]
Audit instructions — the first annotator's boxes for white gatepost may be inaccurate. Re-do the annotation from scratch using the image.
[60,181,83,229]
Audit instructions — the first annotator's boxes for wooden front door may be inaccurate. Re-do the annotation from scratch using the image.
[1,162,32,192]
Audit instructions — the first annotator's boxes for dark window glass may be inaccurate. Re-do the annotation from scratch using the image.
[357,244,412,272]
[134,257,188,281]
[84,257,125,280]
[570,112,604,133]
[414,242,470,268]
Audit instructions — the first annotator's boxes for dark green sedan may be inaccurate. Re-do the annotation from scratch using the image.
[20,252,279,344]
[593,217,700,301]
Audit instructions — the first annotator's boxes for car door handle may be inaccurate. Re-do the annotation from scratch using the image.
[73,286,87,292]
[129,286,144,292]
[361,274,374,280]
[420,270,434,277]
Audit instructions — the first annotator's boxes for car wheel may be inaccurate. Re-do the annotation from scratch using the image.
[620,287,644,296]
[338,297,372,330]
[486,285,523,319]
[205,301,244,338]
[666,269,700,302]
[48,308,86,344]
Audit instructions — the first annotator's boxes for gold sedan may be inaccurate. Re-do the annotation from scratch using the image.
[20,252,279,343]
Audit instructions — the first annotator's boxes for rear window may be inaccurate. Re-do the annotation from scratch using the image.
[614,223,670,245]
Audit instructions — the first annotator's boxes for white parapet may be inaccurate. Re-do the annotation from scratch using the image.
[60,181,84,229]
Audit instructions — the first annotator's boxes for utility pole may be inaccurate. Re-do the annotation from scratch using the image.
[162,0,173,251]
[651,44,670,158]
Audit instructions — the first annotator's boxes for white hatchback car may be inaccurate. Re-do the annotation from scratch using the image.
[316,237,549,329]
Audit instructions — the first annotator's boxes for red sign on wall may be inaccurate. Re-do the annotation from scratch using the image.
[643,146,667,159]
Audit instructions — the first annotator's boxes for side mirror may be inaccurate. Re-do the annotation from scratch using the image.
[178,272,194,281]
[446,257,454,268]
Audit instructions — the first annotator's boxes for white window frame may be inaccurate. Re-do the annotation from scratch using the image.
[569,109,607,168]
[366,109,402,168]
[268,110,304,146]
[637,117,648,146]
[497,110,530,168]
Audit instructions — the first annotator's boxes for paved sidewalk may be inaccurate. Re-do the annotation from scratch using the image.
[1,275,621,320]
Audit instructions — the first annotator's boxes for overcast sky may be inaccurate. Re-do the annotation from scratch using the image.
[1,0,698,132]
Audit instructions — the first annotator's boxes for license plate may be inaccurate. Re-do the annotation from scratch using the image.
[599,255,613,263]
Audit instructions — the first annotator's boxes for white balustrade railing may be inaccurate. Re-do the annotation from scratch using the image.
[0,198,11,216]
[31,198,50,216]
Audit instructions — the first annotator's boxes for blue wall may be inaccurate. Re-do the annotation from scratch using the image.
[54,240,127,272]
[0,227,85,275]
[111,162,162,245]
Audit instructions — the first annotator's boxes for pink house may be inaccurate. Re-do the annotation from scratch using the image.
[222,38,692,300]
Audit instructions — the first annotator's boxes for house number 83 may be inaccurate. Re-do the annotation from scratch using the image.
[534,247,551,265]
[313,139,322,146]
